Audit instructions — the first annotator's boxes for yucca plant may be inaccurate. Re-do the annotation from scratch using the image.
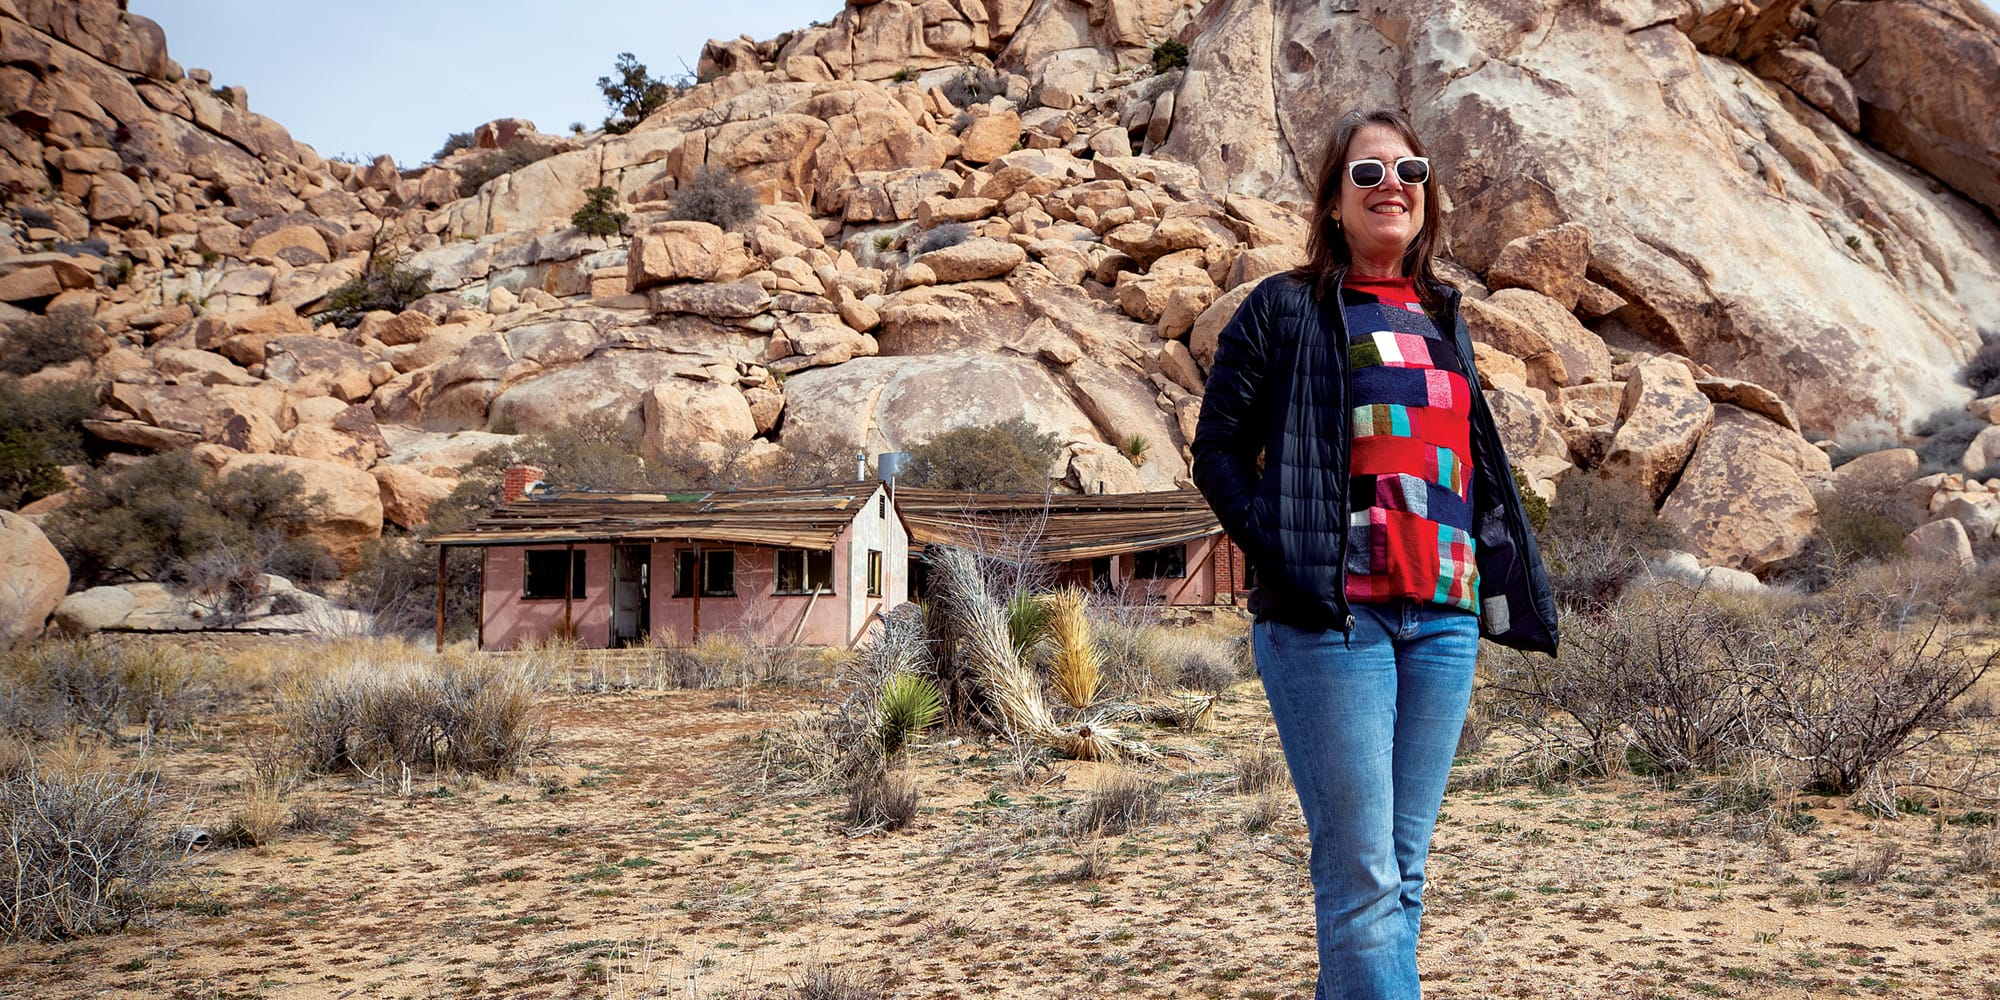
[1007,591,1053,661]
[1044,587,1102,709]
[876,671,943,757]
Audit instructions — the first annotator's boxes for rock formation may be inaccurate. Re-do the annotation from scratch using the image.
[1,0,1998,591]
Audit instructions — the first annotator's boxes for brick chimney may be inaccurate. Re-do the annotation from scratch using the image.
[502,464,546,503]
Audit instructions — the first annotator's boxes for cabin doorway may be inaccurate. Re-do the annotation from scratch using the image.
[612,545,650,646]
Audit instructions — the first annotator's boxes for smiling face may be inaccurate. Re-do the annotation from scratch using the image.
[1334,123,1427,278]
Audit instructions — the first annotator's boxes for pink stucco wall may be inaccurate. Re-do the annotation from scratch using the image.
[482,544,615,650]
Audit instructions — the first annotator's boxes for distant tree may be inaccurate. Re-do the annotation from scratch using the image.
[598,52,675,135]
[433,131,476,161]
[903,419,1063,493]
[570,185,628,238]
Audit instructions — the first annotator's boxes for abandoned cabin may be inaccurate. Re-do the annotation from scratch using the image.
[428,465,1245,651]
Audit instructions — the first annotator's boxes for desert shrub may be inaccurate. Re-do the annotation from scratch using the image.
[1913,406,1994,476]
[0,641,216,739]
[570,184,628,238]
[45,451,330,589]
[0,378,93,510]
[1537,472,1683,610]
[1963,330,2000,398]
[1173,638,1237,694]
[1152,38,1189,74]
[0,750,177,941]
[318,253,432,328]
[432,131,475,161]
[666,167,760,231]
[280,651,551,778]
[1071,772,1168,835]
[598,52,677,134]
[1742,598,1993,795]
[938,67,1004,110]
[911,222,971,256]
[0,307,99,376]
[1512,466,1549,534]
[1776,481,1918,590]
[843,763,919,831]
[453,142,557,199]
[902,418,1061,493]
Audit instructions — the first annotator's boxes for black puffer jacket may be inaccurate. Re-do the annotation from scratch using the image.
[1191,270,1560,654]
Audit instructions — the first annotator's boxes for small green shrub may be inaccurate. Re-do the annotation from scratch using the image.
[1512,466,1549,535]
[432,131,476,161]
[454,143,556,199]
[912,223,971,256]
[1913,406,1994,476]
[570,185,628,238]
[597,52,677,134]
[666,168,760,231]
[903,418,1061,493]
[874,671,942,757]
[1964,331,2000,397]
[1151,39,1189,75]
[0,379,92,510]
[318,253,432,329]
[0,308,98,376]
[44,451,330,589]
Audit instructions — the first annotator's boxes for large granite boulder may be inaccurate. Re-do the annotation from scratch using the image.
[0,510,68,640]
[1603,356,1714,504]
[52,586,136,635]
[1660,405,1828,574]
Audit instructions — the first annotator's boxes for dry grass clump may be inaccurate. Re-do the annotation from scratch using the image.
[1232,742,1289,794]
[0,639,219,739]
[1091,617,1240,701]
[0,741,179,941]
[279,647,552,778]
[1071,771,1170,835]
[790,963,883,1000]
[844,764,920,832]
[568,633,833,692]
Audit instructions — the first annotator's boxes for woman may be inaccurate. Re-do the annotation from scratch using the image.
[1191,108,1559,999]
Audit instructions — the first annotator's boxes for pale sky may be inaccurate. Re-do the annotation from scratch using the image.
[130,1,842,167]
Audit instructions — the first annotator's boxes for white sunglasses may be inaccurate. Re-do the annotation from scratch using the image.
[1346,156,1430,188]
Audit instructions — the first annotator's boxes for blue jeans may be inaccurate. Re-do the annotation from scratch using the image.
[1254,601,1479,1000]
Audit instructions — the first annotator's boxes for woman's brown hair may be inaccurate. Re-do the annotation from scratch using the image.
[1297,108,1444,312]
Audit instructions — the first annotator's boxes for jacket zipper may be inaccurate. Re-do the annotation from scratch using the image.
[1331,271,1356,640]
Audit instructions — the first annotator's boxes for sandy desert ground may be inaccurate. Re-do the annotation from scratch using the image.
[2,632,1997,1000]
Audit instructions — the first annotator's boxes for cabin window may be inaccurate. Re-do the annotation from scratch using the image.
[774,548,835,595]
[1133,544,1188,580]
[674,549,737,597]
[523,549,585,599]
[866,550,883,597]
[878,493,886,518]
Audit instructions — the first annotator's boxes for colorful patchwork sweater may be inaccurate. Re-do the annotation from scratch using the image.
[1340,275,1480,611]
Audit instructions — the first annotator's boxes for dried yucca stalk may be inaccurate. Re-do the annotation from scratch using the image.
[1043,587,1102,710]
[928,548,1148,760]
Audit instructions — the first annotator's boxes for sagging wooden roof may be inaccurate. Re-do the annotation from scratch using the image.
[426,482,882,549]
[894,488,1222,561]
